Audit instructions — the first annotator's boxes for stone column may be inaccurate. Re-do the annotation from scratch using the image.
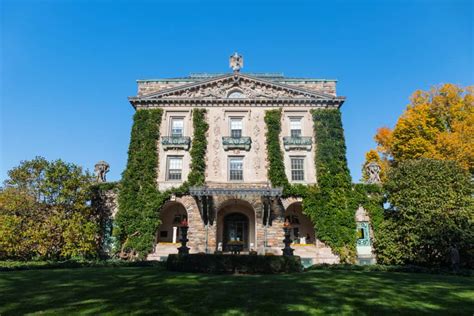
[265,198,285,254]
[172,226,178,243]
[176,195,206,253]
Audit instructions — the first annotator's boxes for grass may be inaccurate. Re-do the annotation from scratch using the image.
[0,267,473,315]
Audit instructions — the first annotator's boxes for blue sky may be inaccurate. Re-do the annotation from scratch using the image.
[1,0,472,183]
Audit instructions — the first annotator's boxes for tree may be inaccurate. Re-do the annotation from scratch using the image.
[365,84,474,175]
[376,159,473,267]
[0,187,40,259]
[1,157,98,260]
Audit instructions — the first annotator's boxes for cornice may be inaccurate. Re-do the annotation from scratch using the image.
[129,97,345,110]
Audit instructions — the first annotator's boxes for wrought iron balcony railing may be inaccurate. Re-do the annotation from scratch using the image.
[222,136,252,151]
[282,136,312,151]
[161,136,191,151]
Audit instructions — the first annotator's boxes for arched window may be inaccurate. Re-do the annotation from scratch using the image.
[227,90,245,98]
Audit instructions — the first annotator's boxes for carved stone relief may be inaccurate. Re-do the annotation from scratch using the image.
[157,78,315,100]
[212,115,222,177]
[212,157,220,177]
[253,157,261,172]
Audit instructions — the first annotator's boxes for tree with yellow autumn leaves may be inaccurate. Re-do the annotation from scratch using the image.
[364,84,473,179]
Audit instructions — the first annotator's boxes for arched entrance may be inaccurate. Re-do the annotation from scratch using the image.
[157,201,187,244]
[223,213,249,251]
[284,202,315,244]
[216,199,256,252]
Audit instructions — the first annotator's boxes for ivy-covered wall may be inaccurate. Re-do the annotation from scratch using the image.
[115,109,164,259]
[304,109,356,262]
[264,109,309,197]
[264,108,383,263]
[114,108,209,259]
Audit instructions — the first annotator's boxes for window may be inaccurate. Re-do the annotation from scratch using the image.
[291,157,304,181]
[167,156,183,181]
[229,157,243,181]
[230,118,243,138]
[170,118,184,137]
[290,118,302,138]
[227,90,245,98]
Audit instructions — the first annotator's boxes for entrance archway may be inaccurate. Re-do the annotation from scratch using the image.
[284,202,315,245]
[216,199,256,252]
[157,201,187,244]
[223,213,249,251]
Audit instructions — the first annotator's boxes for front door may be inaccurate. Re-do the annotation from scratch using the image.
[223,213,249,251]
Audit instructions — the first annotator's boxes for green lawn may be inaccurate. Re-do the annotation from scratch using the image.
[0,267,473,315]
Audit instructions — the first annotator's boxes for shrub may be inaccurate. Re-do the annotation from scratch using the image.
[166,254,303,274]
[0,260,165,272]
[305,263,473,276]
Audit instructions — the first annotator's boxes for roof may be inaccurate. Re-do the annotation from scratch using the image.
[137,72,337,83]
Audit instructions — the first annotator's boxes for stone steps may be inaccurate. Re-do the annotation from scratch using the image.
[293,244,340,264]
[147,242,340,265]
[147,243,179,261]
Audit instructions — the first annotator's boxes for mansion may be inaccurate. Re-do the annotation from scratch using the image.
[103,54,375,265]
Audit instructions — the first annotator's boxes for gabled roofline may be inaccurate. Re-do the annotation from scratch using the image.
[132,73,338,101]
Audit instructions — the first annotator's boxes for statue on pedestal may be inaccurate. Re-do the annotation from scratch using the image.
[229,52,243,73]
[365,162,381,185]
[94,161,110,183]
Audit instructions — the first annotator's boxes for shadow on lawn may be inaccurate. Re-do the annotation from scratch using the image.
[0,268,473,315]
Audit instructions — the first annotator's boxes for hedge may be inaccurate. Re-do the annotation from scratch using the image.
[166,254,303,274]
[0,260,165,272]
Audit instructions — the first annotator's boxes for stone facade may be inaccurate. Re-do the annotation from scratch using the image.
[121,59,346,264]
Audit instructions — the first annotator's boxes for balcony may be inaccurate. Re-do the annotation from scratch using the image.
[161,136,191,151]
[283,136,312,151]
[222,136,252,151]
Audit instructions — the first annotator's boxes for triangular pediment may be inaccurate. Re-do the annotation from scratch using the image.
[138,73,336,100]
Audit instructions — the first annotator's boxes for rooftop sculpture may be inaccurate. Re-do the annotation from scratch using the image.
[365,161,381,185]
[229,52,243,73]
[94,161,110,183]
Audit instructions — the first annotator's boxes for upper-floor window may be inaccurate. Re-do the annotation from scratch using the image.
[229,157,243,181]
[291,157,304,181]
[167,156,183,181]
[230,117,243,138]
[290,117,302,138]
[170,118,184,137]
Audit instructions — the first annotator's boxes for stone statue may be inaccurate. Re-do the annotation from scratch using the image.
[94,161,110,183]
[229,52,243,73]
[365,161,381,184]
[449,244,460,272]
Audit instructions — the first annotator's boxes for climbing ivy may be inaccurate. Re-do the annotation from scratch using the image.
[265,108,365,262]
[187,109,209,187]
[114,108,209,259]
[114,109,164,259]
[305,109,356,262]
[264,109,309,197]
